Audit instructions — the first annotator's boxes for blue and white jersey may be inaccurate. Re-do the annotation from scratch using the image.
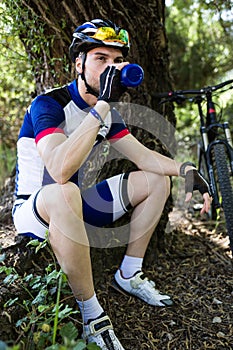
[15,79,130,199]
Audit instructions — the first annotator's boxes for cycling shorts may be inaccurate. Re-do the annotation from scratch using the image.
[12,173,132,241]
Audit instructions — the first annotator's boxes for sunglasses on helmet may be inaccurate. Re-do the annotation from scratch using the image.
[90,27,130,46]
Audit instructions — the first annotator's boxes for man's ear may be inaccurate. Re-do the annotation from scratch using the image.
[75,57,82,75]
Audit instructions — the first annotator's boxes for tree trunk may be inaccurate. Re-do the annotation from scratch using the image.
[3,0,176,271]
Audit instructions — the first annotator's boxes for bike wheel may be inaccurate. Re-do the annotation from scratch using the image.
[213,143,233,253]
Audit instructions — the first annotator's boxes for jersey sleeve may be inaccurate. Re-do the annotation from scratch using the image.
[107,107,130,142]
[30,95,65,144]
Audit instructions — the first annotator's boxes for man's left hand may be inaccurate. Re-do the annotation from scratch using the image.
[185,169,212,214]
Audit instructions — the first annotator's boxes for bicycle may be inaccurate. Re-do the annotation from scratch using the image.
[155,79,233,255]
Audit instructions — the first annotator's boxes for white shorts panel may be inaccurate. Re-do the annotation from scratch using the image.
[13,190,48,240]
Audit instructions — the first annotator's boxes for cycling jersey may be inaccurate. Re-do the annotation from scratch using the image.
[14,79,130,201]
[12,79,132,238]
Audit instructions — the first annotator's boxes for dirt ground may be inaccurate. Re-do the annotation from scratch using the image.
[0,206,233,350]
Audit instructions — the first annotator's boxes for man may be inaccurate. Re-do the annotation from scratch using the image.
[12,19,211,350]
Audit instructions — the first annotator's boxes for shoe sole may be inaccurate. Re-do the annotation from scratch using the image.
[110,278,174,307]
[111,278,129,296]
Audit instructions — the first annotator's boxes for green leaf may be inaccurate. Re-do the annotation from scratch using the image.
[16,316,28,328]
[72,341,87,350]
[60,321,78,341]
[0,253,6,262]
[24,273,33,282]
[4,297,18,307]
[46,269,61,284]
[3,273,18,285]
[56,305,73,319]
[0,266,14,275]
[26,239,41,247]
[38,304,50,313]
[29,275,42,287]
[87,343,101,349]
[35,239,48,253]
[32,289,47,304]
[44,345,60,350]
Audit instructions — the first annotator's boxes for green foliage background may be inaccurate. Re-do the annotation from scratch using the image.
[165,0,233,164]
[0,1,35,186]
[166,0,233,89]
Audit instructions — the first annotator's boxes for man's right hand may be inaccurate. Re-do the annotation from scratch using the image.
[98,65,127,103]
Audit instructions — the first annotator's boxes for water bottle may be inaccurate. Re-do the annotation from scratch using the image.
[121,63,144,88]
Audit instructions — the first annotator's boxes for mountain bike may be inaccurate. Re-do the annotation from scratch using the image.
[155,79,233,254]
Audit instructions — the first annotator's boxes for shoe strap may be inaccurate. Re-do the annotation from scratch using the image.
[131,271,147,285]
[131,272,157,289]
[88,315,113,336]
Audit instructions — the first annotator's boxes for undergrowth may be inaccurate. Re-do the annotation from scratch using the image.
[0,239,100,350]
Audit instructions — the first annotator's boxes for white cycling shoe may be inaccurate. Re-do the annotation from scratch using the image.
[113,270,173,307]
[83,313,125,350]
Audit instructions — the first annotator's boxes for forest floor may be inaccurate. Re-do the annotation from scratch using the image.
[0,203,233,350]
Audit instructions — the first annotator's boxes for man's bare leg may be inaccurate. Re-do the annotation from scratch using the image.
[127,171,170,257]
[36,182,126,347]
[36,182,95,301]
[114,171,172,306]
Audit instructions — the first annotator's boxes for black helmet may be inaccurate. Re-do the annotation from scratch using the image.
[69,18,130,62]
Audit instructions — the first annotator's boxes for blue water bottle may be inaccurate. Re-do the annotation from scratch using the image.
[121,63,144,88]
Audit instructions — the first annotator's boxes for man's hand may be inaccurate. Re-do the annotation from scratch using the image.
[98,65,127,103]
[184,169,212,214]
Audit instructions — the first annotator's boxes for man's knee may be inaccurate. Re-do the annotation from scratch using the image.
[60,182,82,205]
[149,173,171,198]
[128,171,170,206]
[37,182,82,221]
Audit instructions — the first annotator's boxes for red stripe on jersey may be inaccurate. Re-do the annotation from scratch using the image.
[109,129,130,141]
[35,127,65,144]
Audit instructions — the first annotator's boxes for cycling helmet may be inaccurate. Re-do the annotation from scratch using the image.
[69,18,130,62]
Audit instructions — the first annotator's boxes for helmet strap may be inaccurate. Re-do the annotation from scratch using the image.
[80,52,99,98]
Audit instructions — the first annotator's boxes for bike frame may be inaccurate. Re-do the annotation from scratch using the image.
[155,79,233,253]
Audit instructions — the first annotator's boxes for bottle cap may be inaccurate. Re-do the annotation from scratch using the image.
[121,64,144,87]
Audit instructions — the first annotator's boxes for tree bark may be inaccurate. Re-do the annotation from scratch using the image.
[2,0,176,270]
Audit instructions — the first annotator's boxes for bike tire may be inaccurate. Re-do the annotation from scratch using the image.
[213,143,233,253]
